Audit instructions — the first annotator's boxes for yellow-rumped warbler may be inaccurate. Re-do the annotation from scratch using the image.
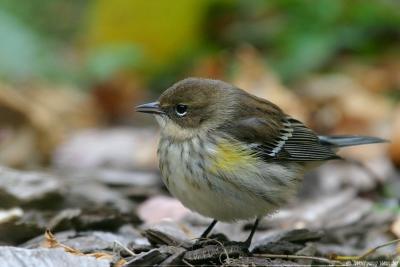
[136,77,386,247]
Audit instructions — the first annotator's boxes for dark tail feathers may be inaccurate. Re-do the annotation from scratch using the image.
[318,135,388,148]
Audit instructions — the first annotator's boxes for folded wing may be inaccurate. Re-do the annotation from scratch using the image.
[223,116,339,162]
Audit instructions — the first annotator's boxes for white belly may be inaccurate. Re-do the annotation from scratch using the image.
[157,136,304,222]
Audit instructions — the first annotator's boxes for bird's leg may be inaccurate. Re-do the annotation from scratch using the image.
[243,217,260,248]
[200,219,218,239]
[189,219,218,250]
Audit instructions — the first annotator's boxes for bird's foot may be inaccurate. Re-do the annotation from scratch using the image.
[189,233,229,250]
[188,234,250,254]
[184,239,249,262]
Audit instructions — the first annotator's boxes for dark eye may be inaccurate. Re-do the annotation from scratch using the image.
[175,104,188,117]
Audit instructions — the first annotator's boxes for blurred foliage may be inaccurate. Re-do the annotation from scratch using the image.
[206,0,400,80]
[0,0,88,81]
[85,43,142,82]
[0,0,398,85]
[0,9,57,80]
[85,0,210,67]
[0,0,87,41]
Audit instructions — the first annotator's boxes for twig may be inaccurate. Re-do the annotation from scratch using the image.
[333,238,400,261]
[359,238,400,260]
[182,258,195,267]
[253,253,343,265]
[212,238,231,263]
[113,240,136,257]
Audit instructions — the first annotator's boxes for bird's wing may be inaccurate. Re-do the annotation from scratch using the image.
[223,116,339,162]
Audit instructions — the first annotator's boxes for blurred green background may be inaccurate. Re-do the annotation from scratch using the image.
[0,0,399,87]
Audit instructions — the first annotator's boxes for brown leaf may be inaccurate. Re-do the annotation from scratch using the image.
[43,230,118,263]
[43,229,59,249]
[87,252,114,261]
[42,229,85,256]
[0,82,100,167]
[113,258,127,267]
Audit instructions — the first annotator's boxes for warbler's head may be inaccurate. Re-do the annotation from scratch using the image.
[136,78,239,139]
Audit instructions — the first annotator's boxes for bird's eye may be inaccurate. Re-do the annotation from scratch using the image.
[175,104,188,117]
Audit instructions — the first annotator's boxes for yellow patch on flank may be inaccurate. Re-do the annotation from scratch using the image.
[212,142,256,172]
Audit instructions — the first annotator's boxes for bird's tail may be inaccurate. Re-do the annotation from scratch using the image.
[318,135,388,148]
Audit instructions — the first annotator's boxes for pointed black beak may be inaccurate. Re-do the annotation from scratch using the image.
[135,101,164,115]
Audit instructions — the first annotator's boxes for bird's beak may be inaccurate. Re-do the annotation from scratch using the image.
[135,101,164,115]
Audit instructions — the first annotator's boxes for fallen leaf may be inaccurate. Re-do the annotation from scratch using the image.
[87,252,114,261]
[113,258,127,267]
[42,229,115,260]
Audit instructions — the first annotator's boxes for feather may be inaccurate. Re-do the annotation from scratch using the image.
[219,93,339,162]
[318,135,388,147]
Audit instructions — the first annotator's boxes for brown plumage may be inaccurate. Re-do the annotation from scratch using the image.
[157,78,343,161]
[136,77,387,248]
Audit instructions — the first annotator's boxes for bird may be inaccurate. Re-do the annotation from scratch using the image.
[136,77,387,248]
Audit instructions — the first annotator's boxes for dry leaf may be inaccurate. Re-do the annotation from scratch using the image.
[113,258,127,267]
[43,229,59,249]
[0,82,100,167]
[43,229,115,259]
[87,252,114,261]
